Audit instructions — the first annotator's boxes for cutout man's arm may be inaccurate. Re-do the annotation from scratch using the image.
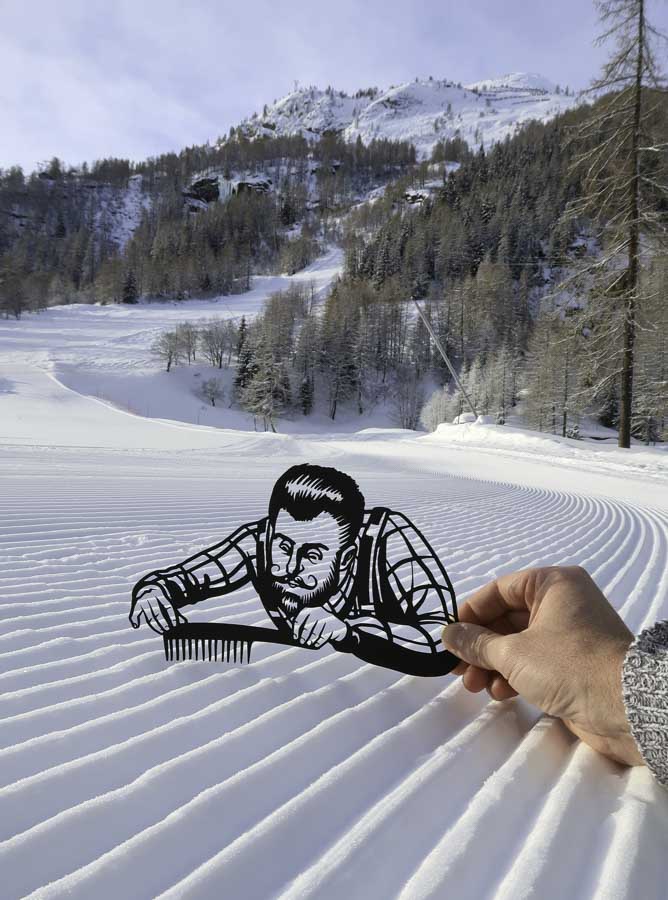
[339,515,457,676]
[343,604,452,676]
[132,521,261,612]
[342,600,457,676]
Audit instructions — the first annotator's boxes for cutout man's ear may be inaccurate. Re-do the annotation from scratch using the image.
[339,545,356,569]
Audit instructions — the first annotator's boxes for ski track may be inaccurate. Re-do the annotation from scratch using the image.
[1,464,667,900]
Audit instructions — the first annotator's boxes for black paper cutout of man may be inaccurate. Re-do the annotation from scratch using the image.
[129,464,459,676]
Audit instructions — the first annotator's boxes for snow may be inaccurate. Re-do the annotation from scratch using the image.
[1,249,667,897]
[0,246,344,439]
[465,72,560,93]
[241,73,579,160]
[421,421,668,507]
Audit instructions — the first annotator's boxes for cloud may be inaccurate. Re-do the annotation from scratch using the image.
[2,0,666,172]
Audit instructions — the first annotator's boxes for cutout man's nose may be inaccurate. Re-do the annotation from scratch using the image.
[286,553,303,577]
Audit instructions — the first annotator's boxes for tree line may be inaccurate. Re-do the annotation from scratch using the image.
[0,132,416,317]
[154,244,665,442]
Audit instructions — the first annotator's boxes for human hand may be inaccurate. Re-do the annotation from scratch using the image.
[442,566,643,767]
[129,583,188,634]
[291,607,350,648]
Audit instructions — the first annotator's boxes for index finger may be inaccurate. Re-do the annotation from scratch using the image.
[459,568,542,626]
[296,611,315,644]
[291,609,307,639]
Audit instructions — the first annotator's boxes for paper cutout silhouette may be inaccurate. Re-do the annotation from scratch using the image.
[129,464,459,676]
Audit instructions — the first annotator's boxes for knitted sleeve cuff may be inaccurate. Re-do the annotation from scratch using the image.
[622,620,668,787]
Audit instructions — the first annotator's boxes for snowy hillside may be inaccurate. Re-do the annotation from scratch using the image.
[465,72,561,93]
[1,250,668,897]
[240,73,579,159]
[0,247,345,436]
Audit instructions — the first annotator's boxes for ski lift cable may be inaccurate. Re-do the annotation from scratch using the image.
[411,294,478,417]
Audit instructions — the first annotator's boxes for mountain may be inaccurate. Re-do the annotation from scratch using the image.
[238,73,578,159]
[0,70,583,313]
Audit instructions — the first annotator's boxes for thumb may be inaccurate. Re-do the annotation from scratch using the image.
[442,623,510,675]
[129,605,142,628]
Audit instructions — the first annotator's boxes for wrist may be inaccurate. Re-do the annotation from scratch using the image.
[605,637,636,737]
[588,635,644,767]
[332,620,355,649]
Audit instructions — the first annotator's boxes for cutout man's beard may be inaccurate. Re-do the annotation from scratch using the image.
[277,595,303,617]
[269,567,340,617]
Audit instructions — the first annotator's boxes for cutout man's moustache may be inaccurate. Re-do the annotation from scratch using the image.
[274,574,317,590]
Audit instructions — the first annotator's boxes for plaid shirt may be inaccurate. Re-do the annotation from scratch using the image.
[137,508,457,665]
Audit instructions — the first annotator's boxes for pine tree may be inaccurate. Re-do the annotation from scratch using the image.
[319,290,359,420]
[299,376,314,415]
[236,316,248,357]
[565,0,667,447]
[122,269,139,304]
[523,315,579,435]
[240,339,291,432]
[631,259,668,442]
[234,340,257,394]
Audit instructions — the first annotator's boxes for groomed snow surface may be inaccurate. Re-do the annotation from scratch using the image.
[1,254,668,898]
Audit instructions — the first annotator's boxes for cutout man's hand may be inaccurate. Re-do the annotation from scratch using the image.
[291,607,349,648]
[129,584,188,634]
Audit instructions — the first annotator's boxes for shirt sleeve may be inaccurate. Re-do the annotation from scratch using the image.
[133,520,261,609]
[622,619,668,787]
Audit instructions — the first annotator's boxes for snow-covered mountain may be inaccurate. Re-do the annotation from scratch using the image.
[239,73,579,158]
[1,72,577,263]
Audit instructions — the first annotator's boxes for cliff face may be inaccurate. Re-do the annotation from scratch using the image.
[1,171,150,251]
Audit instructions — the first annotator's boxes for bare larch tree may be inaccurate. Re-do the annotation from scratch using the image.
[566,0,667,447]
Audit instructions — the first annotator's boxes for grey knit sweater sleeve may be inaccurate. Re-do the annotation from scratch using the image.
[622,620,668,787]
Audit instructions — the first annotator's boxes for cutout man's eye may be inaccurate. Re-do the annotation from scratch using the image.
[279,541,291,554]
[305,550,322,562]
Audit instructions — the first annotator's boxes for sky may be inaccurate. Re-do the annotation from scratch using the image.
[2,0,667,173]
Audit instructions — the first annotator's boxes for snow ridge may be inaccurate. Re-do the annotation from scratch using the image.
[0,458,666,898]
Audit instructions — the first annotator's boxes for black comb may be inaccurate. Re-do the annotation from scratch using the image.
[163,622,298,664]
[162,620,460,676]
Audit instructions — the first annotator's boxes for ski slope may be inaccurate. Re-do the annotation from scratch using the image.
[0,246,347,438]
[1,269,668,897]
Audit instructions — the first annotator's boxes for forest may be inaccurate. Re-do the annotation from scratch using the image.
[1,4,666,445]
[0,132,415,310]
[146,94,666,443]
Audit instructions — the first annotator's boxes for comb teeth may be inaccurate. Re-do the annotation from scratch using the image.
[163,635,253,664]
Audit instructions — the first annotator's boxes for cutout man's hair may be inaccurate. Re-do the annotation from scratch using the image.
[269,464,365,545]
